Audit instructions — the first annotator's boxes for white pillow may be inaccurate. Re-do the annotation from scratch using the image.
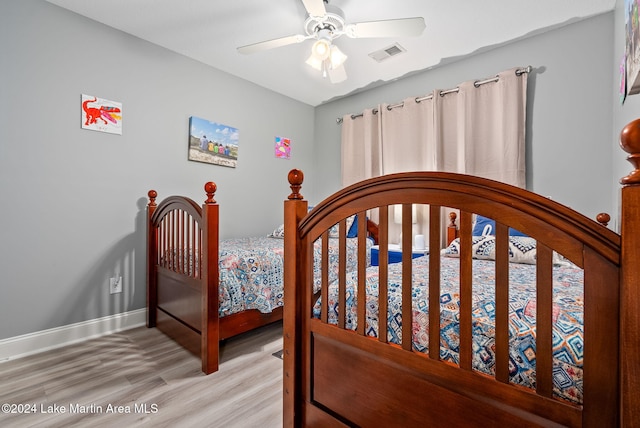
[442,236,572,266]
[268,223,285,238]
[269,214,357,239]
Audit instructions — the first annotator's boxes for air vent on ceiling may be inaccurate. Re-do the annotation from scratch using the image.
[369,43,406,62]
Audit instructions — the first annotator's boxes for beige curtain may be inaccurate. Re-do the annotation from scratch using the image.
[340,67,528,244]
[434,67,527,185]
[340,107,383,187]
[380,96,436,173]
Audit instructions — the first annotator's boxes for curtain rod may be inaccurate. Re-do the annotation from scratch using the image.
[336,66,532,124]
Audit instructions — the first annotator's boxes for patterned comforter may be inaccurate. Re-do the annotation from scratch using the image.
[314,255,585,404]
[219,236,371,317]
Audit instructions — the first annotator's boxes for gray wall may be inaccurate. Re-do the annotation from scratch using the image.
[314,13,615,226]
[0,0,315,339]
[0,1,627,342]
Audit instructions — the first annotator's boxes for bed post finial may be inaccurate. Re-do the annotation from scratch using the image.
[620,118,640,185]
[148,190,157,208]
[288,169,304,200]
[447,211,459,246]
[596,213,610,227]
[449,211,457,227]
[204,181,217,204]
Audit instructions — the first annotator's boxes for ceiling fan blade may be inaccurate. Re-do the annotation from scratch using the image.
[301,0,327,17]
[237,34,308,54]
[328,64,347,84]
[344,17,425,38]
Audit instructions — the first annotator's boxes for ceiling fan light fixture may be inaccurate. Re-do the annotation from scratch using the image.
[311,38,331,60]
[328,64,347,83]
[238,1,424,86]
[305,53,324,71]
[329,45,347,69]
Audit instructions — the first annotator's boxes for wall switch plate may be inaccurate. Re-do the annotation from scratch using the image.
[110,276,123,294]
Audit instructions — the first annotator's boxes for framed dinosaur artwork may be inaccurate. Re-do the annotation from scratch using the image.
[81,94,122,135]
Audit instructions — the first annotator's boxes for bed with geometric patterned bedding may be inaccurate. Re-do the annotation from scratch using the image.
[220,234,371,318]
[314,254,585,404]
[281,139,640,426]
[146,182,378,375]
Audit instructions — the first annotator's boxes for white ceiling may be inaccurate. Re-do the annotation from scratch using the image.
[45,0,615,106]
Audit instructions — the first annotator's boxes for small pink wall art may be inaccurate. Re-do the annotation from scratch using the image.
[275,136,291,159]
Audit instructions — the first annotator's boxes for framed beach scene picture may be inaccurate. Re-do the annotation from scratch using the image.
[188,116,239,168]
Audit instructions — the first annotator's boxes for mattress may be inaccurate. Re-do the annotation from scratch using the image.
[219,235,372,317]
[314,254,585,404]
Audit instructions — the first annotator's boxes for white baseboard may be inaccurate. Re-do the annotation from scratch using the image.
[0,309,146,363]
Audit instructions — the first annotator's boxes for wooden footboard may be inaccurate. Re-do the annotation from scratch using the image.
[147,183,287,374]
[147,183,220,374]
[309,331,581,427]
[282,152,635,427]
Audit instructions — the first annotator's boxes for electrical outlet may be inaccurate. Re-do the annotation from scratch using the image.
[110,276,123,294]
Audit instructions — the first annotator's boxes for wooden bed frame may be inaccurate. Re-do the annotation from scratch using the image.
[281,120,640,427]
[146,182,381,375]
[146,182,282,374]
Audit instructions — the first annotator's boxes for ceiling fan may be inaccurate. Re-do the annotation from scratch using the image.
[237,0,425,83]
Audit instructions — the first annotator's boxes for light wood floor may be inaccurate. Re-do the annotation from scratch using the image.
[0,322,284,428]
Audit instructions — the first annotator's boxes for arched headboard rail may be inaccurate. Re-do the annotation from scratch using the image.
[299,172,620,266]
[150,195,203,226]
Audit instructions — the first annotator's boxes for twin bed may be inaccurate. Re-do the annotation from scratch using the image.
[280,119,640,427]
[147,119,640,426]
[146,183,376,374]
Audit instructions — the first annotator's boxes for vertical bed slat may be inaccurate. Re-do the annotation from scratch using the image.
[428,206,441,360]
[458,211,473,370]
[170,210,176,271]
[190,215,196,278]
[378,207,389,343]
[162,217,168,269]
[167,215,171,268]
[166,216,170,268]
[177,210,181,274]
[198,218,203,279]
[175,210,180,274]
[338,218,347,329]
[401,204,413,351]
[356,211,367,336]
[176,210,180,272]
[190,213,195,278]
[181,211,187,275]
[535,242,554,397]
[185,214,189,276]
[156,220,160,266]
[178,210,184,274]
[157,220,163,268]
[160,217,166,269]
[494,222,510,383]
[320,230,329,324]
